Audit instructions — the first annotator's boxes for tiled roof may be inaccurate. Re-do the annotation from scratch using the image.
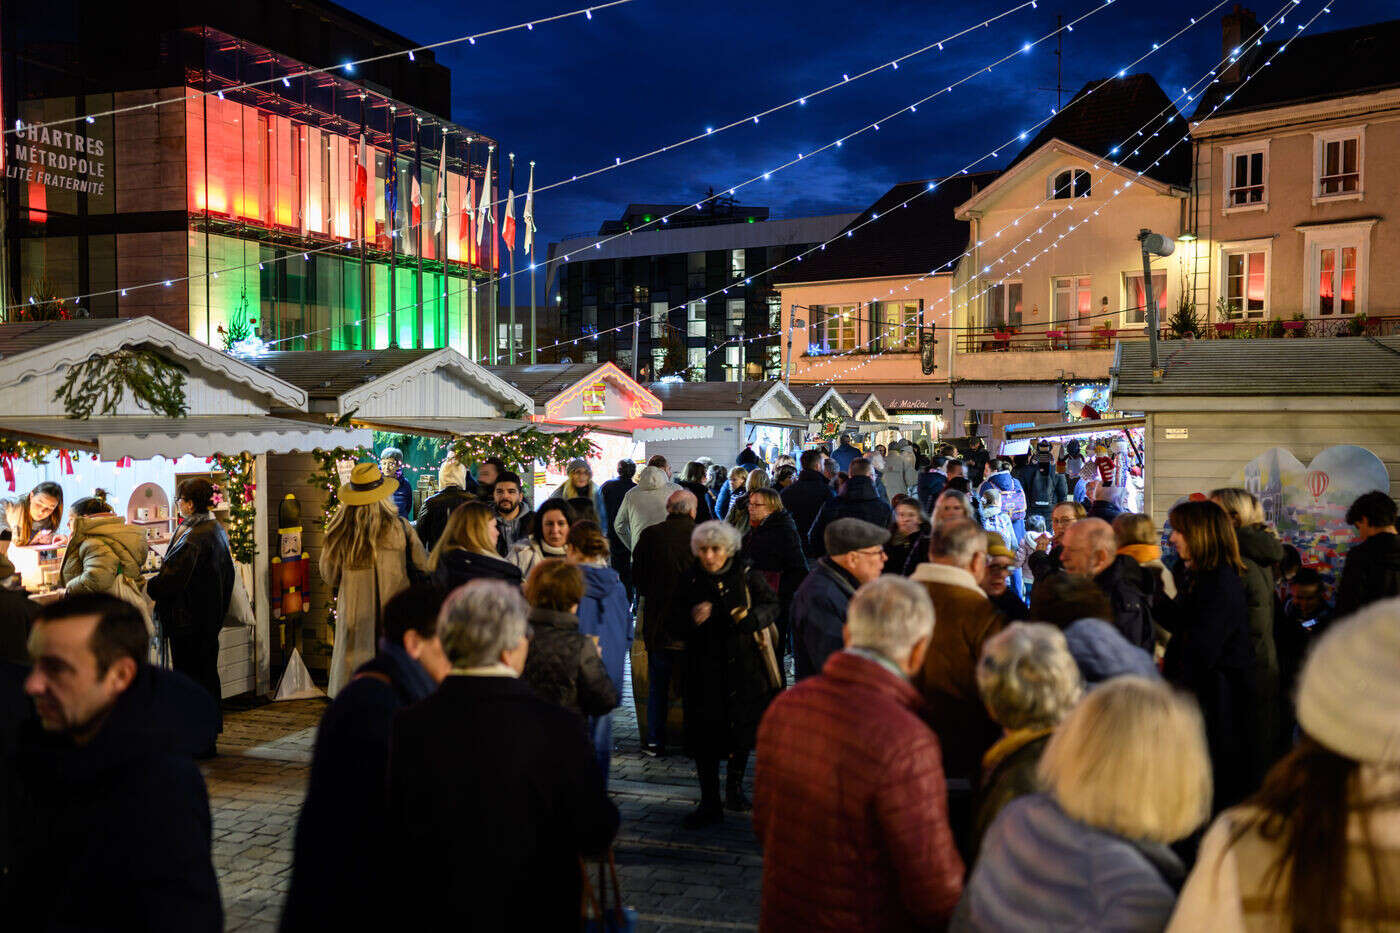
[772,173,996,285]
[0,319,125,358]
[1006,73,1190,188]
[254,350,436,398]
[485,364,606,404]
[1113,337,1400,397]
[1195,19,1400,120]
[645,380,781,412]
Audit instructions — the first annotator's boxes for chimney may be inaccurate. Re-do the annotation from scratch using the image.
[1221,4,1260,84]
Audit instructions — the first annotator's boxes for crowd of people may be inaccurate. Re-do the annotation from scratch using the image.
[1,433,1398,931]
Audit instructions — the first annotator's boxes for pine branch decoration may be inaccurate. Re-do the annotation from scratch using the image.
[56,350,189,420]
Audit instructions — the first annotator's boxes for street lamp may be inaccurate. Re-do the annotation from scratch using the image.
[1138,229,1175,382]
[784,304,806,385]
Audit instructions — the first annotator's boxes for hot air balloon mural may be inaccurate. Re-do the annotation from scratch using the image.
[1307,469,1330,500]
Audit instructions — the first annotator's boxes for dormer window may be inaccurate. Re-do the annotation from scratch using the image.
[1050,169,1091,199]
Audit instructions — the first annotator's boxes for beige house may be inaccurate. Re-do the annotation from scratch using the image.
[1184,11,1400,331]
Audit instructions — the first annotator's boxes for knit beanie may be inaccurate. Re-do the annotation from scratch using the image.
[1296,597,1400,765]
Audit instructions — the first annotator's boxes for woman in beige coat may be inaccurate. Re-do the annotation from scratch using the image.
[60,491,153,631]
[320,463,429,697]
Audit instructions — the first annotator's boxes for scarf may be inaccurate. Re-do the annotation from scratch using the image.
[1118,543,1161,566]
[376,637,436,703]
[982,726,1054,776]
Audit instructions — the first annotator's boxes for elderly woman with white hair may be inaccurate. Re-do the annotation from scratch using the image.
[970,623,1083,856]
[671,519,780,828]
[385,579,619,929]
[955,677,1212,930]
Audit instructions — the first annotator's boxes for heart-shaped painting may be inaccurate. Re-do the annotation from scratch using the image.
[1229,445,1390,575]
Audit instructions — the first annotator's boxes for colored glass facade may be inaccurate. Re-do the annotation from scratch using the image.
[4,21,498,354]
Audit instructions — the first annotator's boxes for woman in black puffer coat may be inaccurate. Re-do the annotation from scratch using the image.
[1211,488,1285,774]
[671,520,779,829]
[740,489,808,679]
[520,559,619,720]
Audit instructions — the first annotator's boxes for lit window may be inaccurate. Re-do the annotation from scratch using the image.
[1052,277,1092,327]
[877,301,921,349]
[727,298,745,336]
[650,300,668,339]
[811,304,858,353]
[687,301,706,337]
[988,284,1022,329]
[730,249,745,278]
[725,345,741,381]
[1222,250,1267,319]
[687,346,705,374]
[1122,272,1166,326]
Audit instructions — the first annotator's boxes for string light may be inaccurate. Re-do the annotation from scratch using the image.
[6,0,635,137]
[12,0,1107,318]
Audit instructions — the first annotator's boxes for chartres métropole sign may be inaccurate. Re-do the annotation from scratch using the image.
[5,124,107,196]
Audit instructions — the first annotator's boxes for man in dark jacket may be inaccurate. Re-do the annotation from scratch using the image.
[831,434,862,473]
[600,459,637,599]
[1019,441,1069,529]
[808,459,893,558]
[1061,518,1156,652]
[736,444,763,468]
[380,447,415,519]
[917,457,949,514]
[1336,491,1400,618]
[0,553,37,664]
[414,458,478,553]
[387,580,618,929]
[4,594,222,930]
[631,490,697,755]
[790,519,889,679]
[964,436,991,487]
[781,449,835,556]
[492,471,532,557]
[283,586,450,932]
[1086,485,1124,524]
[146,477,234,737]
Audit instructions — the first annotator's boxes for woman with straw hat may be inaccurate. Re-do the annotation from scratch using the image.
[320,463,430,697]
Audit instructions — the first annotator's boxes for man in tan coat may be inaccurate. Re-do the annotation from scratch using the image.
[910,519,1004,854]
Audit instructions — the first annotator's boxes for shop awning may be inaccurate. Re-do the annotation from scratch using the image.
[743,417,812,430]
[1003,415,1146,442]
[843,420,892,432]
[539,417,714,443]
[348,416,559,438]
[0,416,373,460]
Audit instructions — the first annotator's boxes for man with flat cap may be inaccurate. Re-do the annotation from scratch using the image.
[789,518,889,680]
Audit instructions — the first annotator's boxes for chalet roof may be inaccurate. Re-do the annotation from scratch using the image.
[254,350,436,399]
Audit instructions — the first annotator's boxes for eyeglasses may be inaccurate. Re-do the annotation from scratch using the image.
[988,562,1014,575]
[854,546,887,559]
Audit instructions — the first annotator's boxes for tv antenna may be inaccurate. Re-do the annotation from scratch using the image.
[1037,14,1071,110]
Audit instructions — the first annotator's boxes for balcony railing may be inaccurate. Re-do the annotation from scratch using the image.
[957,315,1400,352]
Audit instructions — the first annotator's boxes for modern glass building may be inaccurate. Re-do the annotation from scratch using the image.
[2,1,499,355]
[547,201,858,381]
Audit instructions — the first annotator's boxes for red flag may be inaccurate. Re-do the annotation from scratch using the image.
[501,160,516,254]
[353,133,368,212]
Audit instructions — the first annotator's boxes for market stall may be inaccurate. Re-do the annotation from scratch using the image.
[0,318,371,698]
[489,362,713,497]
[644,380,809,467]
[1111,337,1400,577]
[1002,415,1147,511]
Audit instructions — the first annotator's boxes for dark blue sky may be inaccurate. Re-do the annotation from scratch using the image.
[339,0,1371,294]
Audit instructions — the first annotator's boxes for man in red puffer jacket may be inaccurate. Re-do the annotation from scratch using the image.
[754,576,963,931]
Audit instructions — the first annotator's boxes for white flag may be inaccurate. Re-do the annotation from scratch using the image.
[476,149,494,247]
[523,162,537,256]
[434,135,448,237]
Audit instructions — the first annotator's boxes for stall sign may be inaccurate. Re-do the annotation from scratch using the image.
[582,382,607,416]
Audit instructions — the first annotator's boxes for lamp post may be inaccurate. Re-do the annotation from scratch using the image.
[784,304,806,385]
[1138,229,1175,382]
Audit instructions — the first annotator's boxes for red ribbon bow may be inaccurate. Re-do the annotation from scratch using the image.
[59,449,74,476]
[0,455,14,492]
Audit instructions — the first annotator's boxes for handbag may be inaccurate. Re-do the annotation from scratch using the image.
[580,849,637,933]
[733,577,782,691]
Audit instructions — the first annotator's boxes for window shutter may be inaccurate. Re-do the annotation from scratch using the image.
[870,301,882,353]
[807,304,822,353]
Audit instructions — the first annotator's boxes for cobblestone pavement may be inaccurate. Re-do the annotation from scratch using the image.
[204,662,763,932]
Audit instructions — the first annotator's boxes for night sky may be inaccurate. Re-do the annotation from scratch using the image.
[338,0,1373,296]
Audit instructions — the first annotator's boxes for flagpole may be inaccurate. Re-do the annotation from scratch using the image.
[507,153,517,365]
[388,112,398,349]
[414,127,425,349]
[463,137,474,360]
[358,101,370,350]
[528,161,537,364]
[439,131,449,350]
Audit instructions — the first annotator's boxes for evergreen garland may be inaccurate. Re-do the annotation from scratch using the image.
[213,454,257,564]
[448,424,597,477]
[56,350,188,420]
